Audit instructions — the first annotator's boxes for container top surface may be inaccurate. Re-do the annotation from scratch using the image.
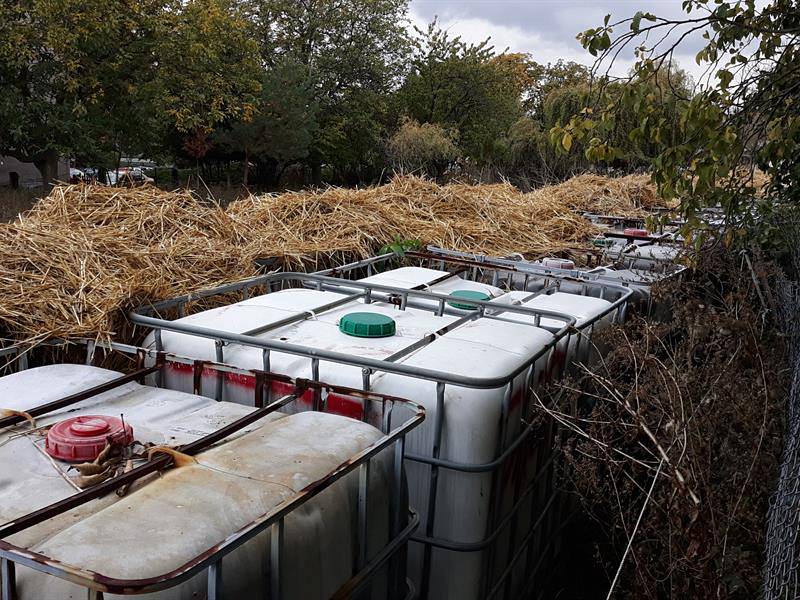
[25,411,382,581]
[628,245,680,260]
[358,266,454,287]
[491,291,612,328]
[0,364,279,532]
[154,273,556,385]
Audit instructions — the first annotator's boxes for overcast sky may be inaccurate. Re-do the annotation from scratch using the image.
[408,1,711,81]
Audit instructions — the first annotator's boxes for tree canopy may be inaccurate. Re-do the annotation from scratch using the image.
[4,0,784,197]
[551,0,799,234]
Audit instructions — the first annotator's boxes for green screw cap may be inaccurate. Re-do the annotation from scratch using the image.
[592,238,614,247]
[339,312,396,338]
[447,290,491,310]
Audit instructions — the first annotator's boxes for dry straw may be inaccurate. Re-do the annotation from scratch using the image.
[0,173,664,344]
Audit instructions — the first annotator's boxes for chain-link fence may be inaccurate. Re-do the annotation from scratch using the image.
[763,221,800,599]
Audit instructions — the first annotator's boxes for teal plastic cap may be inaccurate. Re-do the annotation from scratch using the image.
[339,312,396,338]
[447,290,491,310]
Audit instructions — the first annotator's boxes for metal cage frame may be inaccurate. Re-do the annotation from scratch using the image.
[0,340,424,600]
[126,270,631,598]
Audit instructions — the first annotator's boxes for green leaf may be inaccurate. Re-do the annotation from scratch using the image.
[631,12,643,32]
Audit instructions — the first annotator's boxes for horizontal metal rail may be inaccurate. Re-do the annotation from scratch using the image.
[130,272,578,390]
[417,245,685,288]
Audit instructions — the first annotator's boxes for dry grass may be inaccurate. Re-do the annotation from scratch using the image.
[0,186,252,343]
[0,173,665,344]
[543,247,786,598]
[538,173,670,216]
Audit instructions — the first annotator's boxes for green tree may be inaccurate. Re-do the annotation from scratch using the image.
[386,118,460,177]
[552,1,797,234]
[242,0,411,182]
[214,58,318,185]
[524,59,591,119]
[398,21,524,167]
[154,0,262,159]
[0,0,165,182]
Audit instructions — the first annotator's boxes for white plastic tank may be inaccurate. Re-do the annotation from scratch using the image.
[489,290,614,375]
[143,275,561,599]
[0,364,396,599]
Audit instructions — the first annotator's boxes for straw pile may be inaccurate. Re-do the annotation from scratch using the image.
[228,176,610,265]
[537,173,669,216]
[0,186,253,343]
[0,173,664,344]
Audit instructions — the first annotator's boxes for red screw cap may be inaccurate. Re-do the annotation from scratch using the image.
[623,228,649,237]
[45,415,133,462]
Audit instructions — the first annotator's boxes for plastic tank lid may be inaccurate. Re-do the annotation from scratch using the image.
[447,290,491,310]
[624,227,649,237]
[46,415,134,463]
[339,312,396,338]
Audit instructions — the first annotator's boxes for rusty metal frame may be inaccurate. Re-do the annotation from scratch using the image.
[0,342,425,599]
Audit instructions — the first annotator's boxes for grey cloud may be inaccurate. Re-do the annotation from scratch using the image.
[410,1,709,72]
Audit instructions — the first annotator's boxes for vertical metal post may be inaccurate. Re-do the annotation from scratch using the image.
[420,382,446,598]
[214,340,224,401]
[388,435,406,599]
[254,371,266,409]
[154,329,163,387]
[400,293,408,311]
[437,298,445,316]
[362,368,372,423]
[262,349,272,404]
[357,460,371,569]
[1,558,16,600]
[84,340,96,366]
[193,360,204,396]
[482,381,513,596]
[16,351,28,373]
[270,519,284,600]
[207,559,223,600]
[362,368,371,391]
[311,358,321,411]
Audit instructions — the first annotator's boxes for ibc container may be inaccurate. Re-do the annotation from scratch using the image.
[0,349,421,600]
[133,272,576,599]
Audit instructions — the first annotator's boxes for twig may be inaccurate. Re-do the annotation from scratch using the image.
[605,459,665,600]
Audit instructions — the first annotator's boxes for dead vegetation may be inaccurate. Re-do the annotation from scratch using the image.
[0,173,666,345]
[542,246,787,598]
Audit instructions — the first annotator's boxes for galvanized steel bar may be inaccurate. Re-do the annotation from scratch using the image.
[270,519,284,600]
[1,557,16,600]
[207,560,222,600]
[357,460,371,569]
[420,381,446,598]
